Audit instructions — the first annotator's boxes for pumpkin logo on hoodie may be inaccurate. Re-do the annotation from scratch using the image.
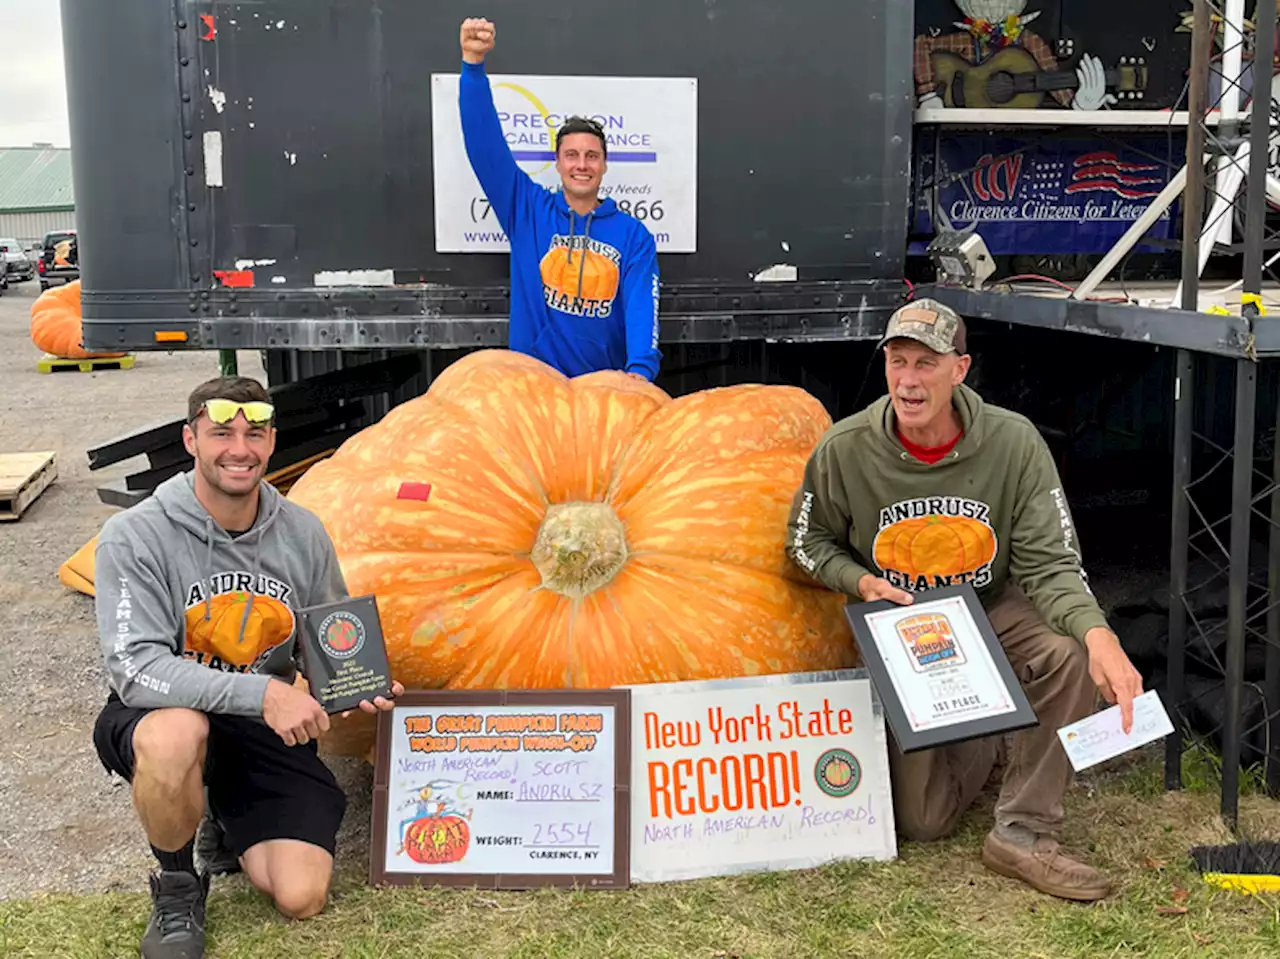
[183,571,296,672]
[540,234,621,318]
[872,497,998,591]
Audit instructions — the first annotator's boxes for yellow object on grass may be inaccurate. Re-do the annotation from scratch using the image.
[1201,872,1280,894]
[58,535,97,597]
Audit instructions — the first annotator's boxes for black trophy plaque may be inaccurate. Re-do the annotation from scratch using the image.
[297,594,395,714]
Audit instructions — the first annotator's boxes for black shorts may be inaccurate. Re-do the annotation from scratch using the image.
[92,693,347,859]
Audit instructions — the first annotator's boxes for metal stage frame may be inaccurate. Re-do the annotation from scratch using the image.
[922,0,1280,828]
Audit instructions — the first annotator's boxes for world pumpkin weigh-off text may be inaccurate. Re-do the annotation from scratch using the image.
[404,712,604,754]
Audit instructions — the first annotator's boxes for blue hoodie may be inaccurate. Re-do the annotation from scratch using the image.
[459,60,662,380]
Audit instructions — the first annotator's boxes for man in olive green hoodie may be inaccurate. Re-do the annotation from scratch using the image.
[786,298,1143,902]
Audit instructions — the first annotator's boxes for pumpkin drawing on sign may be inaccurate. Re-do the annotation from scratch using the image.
[404,815,471,865]
[825,756,854,788]
[184,591,296,669]
[287,349,855,759]
[872,514,997,582]
[815,747,861,798]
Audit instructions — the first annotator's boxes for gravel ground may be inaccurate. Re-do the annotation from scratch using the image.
[0,281,372,901]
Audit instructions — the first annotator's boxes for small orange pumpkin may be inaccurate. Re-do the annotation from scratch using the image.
[872,515,996,579]
[404,815,470,864]
[184,591,296,668]
[539,245,620,302]
[29,281,125,360]
[288,349,855,758]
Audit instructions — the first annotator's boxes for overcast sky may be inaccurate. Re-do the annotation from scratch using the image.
[0,4,70,148]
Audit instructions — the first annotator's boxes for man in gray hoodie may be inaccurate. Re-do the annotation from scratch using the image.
[91,375,401,959]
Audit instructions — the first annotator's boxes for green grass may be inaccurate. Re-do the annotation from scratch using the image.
[5,749,1280,958]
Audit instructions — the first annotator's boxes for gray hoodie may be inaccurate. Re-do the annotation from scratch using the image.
[94,470,348,717]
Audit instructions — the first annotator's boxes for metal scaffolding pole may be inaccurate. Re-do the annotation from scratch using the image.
[1167,0,1211,791]
[1167,349,1194,790]
[1269,390,1280,798]
[1242,6,1276,314]
[1219,0,1273,830]
[1222,359,1257,828]
[1246,3,1280,800]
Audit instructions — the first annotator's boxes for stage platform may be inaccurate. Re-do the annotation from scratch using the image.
[918,280,1280,360]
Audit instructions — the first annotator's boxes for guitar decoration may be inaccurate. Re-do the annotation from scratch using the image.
[933,47,1148,109]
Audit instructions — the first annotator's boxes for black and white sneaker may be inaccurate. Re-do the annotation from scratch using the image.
[141,869,208,959]
[195,815,240,876]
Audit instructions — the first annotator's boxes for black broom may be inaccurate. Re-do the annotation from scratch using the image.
[1189,839,1280,893]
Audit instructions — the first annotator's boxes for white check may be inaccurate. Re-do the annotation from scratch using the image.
[1056,690,1174,772]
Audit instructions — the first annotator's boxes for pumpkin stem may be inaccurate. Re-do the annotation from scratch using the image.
[530,503,629,599]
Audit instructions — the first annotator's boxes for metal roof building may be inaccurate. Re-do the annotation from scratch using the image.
[0,146,76,247]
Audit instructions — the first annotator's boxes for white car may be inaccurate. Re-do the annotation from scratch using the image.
[0,239,35,283]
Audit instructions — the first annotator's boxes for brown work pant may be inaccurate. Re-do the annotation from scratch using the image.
[888,584,1098,842]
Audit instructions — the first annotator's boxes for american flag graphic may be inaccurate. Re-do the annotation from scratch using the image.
[1010,151,1163,203]
[1064,151,1162,200]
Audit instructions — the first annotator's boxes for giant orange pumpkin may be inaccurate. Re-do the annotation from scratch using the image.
[872,515,996,579]
[29,281,126,360]
[287,349,855,758]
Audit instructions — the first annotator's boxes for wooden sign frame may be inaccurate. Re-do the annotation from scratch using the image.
[369,688,631,890]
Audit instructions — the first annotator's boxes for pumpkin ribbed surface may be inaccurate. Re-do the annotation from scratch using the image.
[29,281,125,360]
[288,349,854,755]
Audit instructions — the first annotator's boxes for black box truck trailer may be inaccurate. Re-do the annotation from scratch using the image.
[62,0,914,384]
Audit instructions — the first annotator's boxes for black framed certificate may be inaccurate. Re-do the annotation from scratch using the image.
[296,594,395,714]
[844,584,1038,752]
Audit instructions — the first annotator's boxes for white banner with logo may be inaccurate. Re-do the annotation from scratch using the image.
[430,73,697,253]
[626,670,897,884]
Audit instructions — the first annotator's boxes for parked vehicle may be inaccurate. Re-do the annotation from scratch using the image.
[36,230,78,290]
[0,239,34,283]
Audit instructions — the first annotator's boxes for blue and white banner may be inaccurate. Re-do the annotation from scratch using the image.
[431,73,698,253]
[914,134,1184,255]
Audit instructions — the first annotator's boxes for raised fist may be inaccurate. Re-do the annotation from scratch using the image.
[460,18,495,64]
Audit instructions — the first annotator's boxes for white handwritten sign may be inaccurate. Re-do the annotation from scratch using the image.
[372,692,628,888]
[626,670,897,884]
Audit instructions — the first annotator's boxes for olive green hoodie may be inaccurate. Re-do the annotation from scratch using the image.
[786,383,1110,644]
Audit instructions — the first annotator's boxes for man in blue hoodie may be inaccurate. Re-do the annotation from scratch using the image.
[458,16,662,381]
[90,376,402,959]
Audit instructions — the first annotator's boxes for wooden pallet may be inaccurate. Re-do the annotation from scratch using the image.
[37,353,135,374]
[87,352,421,508]
[0,451,57,520]
[267,449,336,495]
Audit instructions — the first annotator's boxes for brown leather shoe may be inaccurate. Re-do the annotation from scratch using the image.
[981,831,1112,901]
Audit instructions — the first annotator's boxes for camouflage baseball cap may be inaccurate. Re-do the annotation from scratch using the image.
[876,298,968,355]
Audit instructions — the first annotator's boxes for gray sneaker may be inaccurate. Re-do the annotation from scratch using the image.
[141,869,208,959]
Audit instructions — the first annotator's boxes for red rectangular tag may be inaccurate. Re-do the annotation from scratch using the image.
[397,482,432,501]
[213,269,254,288]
